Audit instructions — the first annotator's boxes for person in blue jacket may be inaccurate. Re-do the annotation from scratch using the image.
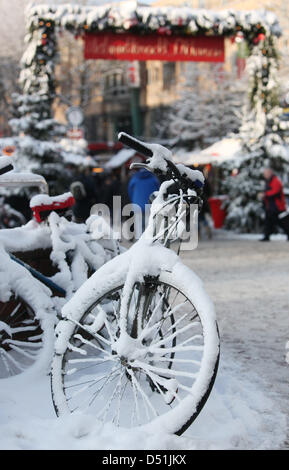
[128,168,160,238]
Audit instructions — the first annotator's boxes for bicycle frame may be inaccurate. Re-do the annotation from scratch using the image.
[110,181,198,347]
[9,253,66,297]
[142,180,198,251]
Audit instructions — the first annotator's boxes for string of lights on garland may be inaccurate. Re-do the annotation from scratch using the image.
[25,4,281,38]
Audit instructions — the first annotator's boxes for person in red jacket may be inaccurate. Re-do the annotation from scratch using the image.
[259,168,289,241]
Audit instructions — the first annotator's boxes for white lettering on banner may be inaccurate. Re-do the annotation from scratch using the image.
[84,33,225,63]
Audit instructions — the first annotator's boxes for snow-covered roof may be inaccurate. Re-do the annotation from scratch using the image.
[173,138,242,166]
[105,148,136,169]
[0,172,48,193]
[61,151,96,167]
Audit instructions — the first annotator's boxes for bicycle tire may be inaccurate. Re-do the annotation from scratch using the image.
[51,261,219,435]
[0,294,50,378]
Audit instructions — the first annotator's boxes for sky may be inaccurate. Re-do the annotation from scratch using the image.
[0,0,154,58]
[0,1,131,57]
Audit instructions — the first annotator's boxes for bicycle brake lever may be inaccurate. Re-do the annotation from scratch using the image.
[129,162,154,173]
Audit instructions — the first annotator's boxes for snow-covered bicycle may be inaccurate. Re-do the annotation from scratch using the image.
[51,133,220,435]
[0,157,121,379]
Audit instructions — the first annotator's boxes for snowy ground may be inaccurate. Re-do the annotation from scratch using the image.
[0,232,288,450]
[182,232,289,450]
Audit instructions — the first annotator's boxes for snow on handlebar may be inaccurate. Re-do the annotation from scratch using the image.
[118,132,172,173]
[0,156,14,176]
[118,132,205,190]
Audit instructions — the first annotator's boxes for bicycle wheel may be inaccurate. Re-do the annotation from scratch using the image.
[0,295,44,378]
[51,262,219,435]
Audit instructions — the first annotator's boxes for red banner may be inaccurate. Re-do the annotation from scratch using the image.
[84,32,224,62]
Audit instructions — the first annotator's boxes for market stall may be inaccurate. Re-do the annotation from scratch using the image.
[173,138,243,228]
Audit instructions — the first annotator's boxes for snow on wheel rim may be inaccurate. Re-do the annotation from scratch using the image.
[51,262,219,435]
[0,296,55,379]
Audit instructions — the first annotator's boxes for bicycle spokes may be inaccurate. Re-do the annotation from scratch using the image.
[60,281,205,427]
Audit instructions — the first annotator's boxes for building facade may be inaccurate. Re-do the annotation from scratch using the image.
[54,0,288,154]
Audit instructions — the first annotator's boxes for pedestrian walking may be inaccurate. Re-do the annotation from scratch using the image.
[259,167,289,241]
[102,170,123,213]
[70,180,91,223]
[70,167,98,223]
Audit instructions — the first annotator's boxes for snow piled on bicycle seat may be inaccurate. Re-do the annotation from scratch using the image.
[29,192,74,207]
[0,353,286,450]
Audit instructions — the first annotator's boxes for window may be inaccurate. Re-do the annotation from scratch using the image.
[163,62,176,91]
[103,70,129,98]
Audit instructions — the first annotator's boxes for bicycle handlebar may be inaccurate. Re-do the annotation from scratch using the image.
[0,157,14,176]
[118,132,153,158]
[118,132,181,177]
[118,132,204,194]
